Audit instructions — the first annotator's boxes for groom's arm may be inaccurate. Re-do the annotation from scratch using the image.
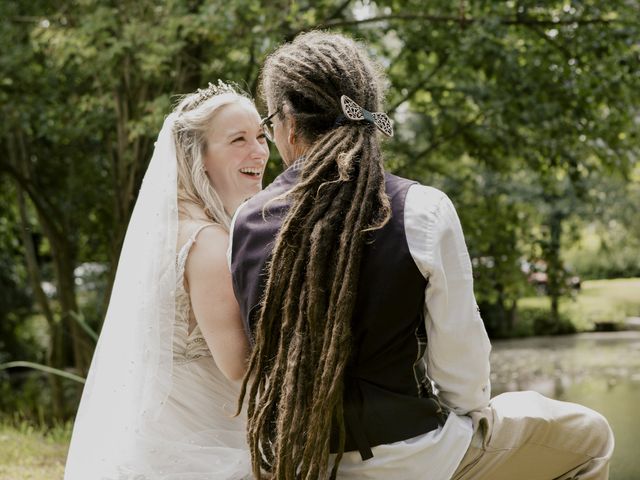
[405,184,491,414]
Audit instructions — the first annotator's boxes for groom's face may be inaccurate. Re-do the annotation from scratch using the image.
[266,102,296,166]
[273,115,294,166]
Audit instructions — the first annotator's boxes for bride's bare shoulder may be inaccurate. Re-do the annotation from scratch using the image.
[178,219,220,248]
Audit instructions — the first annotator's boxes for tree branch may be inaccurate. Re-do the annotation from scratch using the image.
[388,53,449,114]
[415,110,487,160]
[524,23,574,61]
[0,143,59,232]
[245,38,259,96]
[8,16,43,23]
[324,0,353,23]
[309,13,631,31]
[16,186,56,329]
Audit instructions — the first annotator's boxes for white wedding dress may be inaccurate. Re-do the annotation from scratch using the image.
[129,224,251,479]
[64,114,252,480]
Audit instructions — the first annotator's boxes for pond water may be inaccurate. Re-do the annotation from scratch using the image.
[490,331,640,480]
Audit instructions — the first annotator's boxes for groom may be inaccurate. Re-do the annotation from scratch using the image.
[228,31,614,480]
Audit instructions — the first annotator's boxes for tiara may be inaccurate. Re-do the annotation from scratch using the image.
[192,80,238,108]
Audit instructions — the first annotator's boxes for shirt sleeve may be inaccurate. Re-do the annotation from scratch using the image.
[226,201,246,270]
[404,184,491,414]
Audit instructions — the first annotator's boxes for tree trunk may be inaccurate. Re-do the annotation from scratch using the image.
[49,231,92,375]
[8,130,92,393]
[546,210,564,324]
[14,170,65,419]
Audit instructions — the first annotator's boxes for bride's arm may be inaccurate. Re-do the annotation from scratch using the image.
[185,225,249,381]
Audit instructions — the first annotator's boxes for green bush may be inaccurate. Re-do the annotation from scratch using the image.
[565,225,640,280]
[0,373,51,424]
[528,308,576,336]
[507,307,577,337]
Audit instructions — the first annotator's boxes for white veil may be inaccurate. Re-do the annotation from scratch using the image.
[65,112,251,479]
[65,113,179,478]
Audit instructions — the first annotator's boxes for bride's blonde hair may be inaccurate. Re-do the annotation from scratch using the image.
[173,85,256,231]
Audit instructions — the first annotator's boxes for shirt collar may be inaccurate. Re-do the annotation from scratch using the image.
[289,155,306,172]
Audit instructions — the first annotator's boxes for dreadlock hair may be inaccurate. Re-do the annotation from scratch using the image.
[237,31,392,479]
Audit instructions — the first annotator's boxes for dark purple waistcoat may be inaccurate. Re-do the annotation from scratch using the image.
[230,166,445,460]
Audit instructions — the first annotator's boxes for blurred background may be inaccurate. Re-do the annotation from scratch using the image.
[1,0,638,478]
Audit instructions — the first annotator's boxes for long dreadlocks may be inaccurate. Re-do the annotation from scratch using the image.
[238,31,392,480]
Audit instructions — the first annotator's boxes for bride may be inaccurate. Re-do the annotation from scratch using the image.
[64,81,269,479]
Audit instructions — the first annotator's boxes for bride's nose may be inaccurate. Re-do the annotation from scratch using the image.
[250,142,268,163]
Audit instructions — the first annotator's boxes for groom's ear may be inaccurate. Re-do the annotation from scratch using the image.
[287,115,297,145]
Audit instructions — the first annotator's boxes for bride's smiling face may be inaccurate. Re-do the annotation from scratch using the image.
[203,101,269,212]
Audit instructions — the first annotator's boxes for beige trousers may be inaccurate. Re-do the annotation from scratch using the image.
[451,391,614,480]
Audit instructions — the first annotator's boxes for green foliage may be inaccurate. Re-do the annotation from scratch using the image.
[0,184,36,363]
[0,0,639,422]
[0,359,83,423]
[564,168,640,279]
[566,225,640,279]
[515,307,577,336]
[518,278,640,332]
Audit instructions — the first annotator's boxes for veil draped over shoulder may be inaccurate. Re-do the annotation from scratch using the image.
[65,113,250,479]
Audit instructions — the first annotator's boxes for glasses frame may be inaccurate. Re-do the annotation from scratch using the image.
[260,108,280,142]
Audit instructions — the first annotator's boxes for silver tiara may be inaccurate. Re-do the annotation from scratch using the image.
[192,80,238,108]
[340,95,394,137]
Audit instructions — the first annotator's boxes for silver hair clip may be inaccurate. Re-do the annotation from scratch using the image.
[192,80,237,108]
[340,95,394,137]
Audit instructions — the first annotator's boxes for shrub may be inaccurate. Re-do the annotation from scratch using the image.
[512,307,577,337]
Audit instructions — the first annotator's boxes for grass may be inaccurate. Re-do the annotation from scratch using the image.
[0,421,71,480]
[518,277,640,331]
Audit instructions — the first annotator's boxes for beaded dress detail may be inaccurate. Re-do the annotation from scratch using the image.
[173,224,215,363]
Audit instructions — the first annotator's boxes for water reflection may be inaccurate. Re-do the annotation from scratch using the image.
[491,331,640,480]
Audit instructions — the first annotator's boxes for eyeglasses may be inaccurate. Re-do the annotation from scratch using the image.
[260,109,280,142]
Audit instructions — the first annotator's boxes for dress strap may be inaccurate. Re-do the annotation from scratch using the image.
[177,223,219,280]
[188,222,219,244]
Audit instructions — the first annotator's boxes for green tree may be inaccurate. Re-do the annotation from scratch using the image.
[1,0,639,421]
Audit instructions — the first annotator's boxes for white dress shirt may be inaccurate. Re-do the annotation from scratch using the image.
[229,182,492,480]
